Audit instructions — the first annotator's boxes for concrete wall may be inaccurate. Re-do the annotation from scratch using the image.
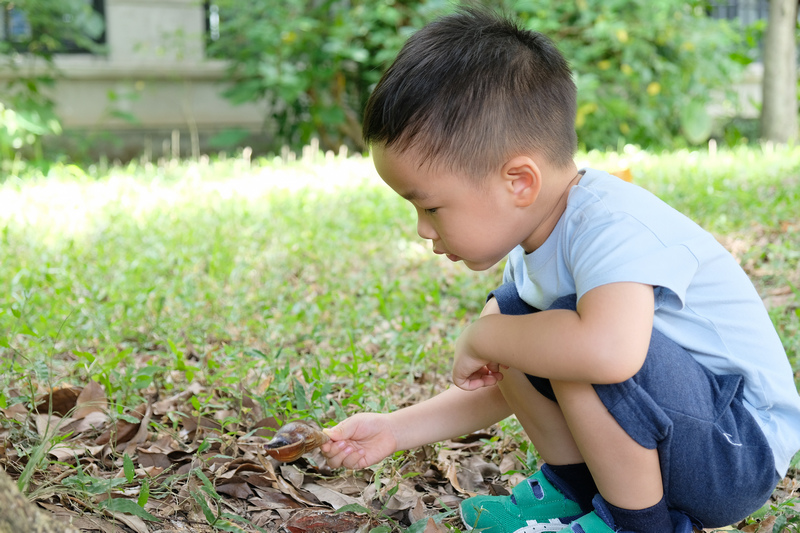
[1,0,269,159]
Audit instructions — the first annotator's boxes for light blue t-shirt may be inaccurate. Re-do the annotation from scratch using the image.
[504,168,800,475]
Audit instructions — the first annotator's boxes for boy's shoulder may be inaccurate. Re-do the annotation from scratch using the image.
[566,168,702,241]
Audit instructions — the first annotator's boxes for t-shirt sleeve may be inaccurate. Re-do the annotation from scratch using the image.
[567,210,700,310]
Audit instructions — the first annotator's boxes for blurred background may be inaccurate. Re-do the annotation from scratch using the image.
[0,0,797,169]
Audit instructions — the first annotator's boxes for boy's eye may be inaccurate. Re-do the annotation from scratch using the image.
[424,208,438,215]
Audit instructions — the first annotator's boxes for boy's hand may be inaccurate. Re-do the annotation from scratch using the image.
[320,413,397,469]
[453,321,505,391]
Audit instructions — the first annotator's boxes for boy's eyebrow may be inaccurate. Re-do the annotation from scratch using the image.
[401,189,430,201]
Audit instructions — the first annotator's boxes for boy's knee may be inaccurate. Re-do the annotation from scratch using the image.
[480,296,502,317]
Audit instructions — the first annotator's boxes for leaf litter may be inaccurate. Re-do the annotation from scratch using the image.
[2,374,797,532]
[1,374,516,532]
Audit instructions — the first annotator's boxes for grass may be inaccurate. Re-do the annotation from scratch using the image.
[0,145,798,532]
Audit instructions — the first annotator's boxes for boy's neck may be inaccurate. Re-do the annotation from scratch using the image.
[520,162,581,254]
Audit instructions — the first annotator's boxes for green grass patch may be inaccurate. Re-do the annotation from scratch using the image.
[1,146,798,531]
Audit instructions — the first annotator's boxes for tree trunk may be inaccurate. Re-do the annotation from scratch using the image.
[761,0,799,143]
[0,469,79,533]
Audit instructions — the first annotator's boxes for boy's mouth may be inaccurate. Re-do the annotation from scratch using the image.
[434,248,461,262]
[435,249,460,261]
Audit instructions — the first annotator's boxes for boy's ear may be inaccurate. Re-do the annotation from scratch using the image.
[501,156,542,207]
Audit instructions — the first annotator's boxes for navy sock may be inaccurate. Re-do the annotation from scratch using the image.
[542,463,598,513]
[605,495,673,533]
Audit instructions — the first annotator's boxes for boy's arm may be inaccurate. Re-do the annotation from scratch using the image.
[389,383,512,450]
[453,282,654,389]
[322,380,512,469]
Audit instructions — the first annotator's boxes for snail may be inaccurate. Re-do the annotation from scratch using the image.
[264,420,329,462]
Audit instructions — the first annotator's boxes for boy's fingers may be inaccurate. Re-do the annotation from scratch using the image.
[323,424,351,442]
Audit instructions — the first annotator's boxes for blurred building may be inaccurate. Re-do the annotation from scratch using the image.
[0,0,268,160]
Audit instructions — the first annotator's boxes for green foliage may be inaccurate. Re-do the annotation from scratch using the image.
[207,0,447,153]
[211,0,749,153]
[513,0,746,150]
[0,0,104,163]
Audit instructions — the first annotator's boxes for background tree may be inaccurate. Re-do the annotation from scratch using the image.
[760,0,798,144]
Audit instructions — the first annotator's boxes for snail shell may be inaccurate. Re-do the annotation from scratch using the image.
[264,420,329,462]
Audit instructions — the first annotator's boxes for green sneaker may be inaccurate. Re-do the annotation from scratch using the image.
[460,468,585,532]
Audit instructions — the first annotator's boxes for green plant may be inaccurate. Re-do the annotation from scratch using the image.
[513,0,747,150]
[207,0,446,153]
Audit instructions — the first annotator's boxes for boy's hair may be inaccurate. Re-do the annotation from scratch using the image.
[363,7,577,179]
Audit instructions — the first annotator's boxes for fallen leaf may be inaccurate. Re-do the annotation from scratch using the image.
[283,510,366,533]
[275,475,321,507]
[35,413,72,439]
[35,386,81,417]
[74,381,107,418]
[216,476,254,499]
[423,517,450,533]
[251,487,305,510]
[96,404,147,446]
[123,403,153,454]
[104,509,149,533]
[1,403,28,423]
[740,515,776,533]
[408,497,430,524]
[301,482,364,510]
[383,481,419,511]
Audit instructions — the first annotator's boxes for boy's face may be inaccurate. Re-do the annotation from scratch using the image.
[372,144,530,271]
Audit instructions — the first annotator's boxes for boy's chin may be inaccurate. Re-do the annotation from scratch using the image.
[461,258,500,272]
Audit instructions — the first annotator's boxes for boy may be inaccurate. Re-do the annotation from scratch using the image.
[320,8,800,533]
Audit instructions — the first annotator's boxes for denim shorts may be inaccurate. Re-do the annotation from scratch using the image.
[489,282,780,528]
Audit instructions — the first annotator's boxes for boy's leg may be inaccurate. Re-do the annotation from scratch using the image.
[484,284,584,466]
[488,283,778,529]
[458,288,593,531]
[499,368,583,466]
[544,292,779,528]
[550,379,664,511]
[490,286,667,527]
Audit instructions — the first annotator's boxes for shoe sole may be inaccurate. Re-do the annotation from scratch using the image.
[459,504,571,533]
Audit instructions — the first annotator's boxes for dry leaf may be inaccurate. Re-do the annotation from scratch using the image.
[216,476,254,499]
[1,403,28,423]
[104,509,149,533]
[74,381,107,418]
[383,481,419,511]
[283,510,366,533]
[423,517,450,533]
[741,515,776,533]
[301,482,364,510]
[123,403,153,454]
[35,386,81,417]
[408,497,430,524]
[251,487,305,510]
[96,403,147,446]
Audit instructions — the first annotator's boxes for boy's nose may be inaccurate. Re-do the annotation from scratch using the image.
[416,215,438,241]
